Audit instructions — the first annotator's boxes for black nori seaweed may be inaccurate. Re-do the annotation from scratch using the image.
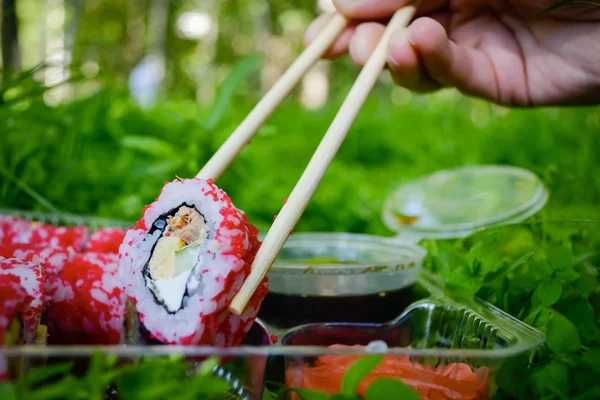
[141,203,208,315]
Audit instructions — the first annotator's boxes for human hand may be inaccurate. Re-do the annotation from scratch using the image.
[305,0,600,107]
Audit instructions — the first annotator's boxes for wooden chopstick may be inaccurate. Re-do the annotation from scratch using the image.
[229,3,420,315]
[196,13,349,181]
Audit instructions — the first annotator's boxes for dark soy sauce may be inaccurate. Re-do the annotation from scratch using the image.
[258,285,417,329]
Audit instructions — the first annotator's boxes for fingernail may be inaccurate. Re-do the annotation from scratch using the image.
[333,0,358,12]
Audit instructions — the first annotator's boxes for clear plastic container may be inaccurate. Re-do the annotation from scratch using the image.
[279,269,545,399]
[0,269,548,400]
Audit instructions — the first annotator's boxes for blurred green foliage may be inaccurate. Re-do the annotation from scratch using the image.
[1,59,599,235]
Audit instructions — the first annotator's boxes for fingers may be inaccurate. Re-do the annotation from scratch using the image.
[344,19,442,93]
[304,0,450,58]
[387,27,442,92]
[388,17,451,91]
[344,18,442,92]
[306,8,501,102]
[332,0,448,20]
[405,17,500,101]
[304,13,357,59]
[348,23,385,66]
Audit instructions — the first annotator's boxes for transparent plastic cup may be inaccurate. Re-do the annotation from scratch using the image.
[260,232,427,329]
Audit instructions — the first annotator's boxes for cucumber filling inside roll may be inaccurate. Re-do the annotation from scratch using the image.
[142,205,212,313]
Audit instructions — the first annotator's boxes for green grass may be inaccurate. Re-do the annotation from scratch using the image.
[1,62,599,236]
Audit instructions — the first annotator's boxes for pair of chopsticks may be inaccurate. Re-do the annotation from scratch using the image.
[196,3,420,315]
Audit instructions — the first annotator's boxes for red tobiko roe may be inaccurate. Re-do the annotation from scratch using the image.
[9,245,74,303]
[84,228,127,254]
[30,224,88,252]
[0,284,25,346]
[0,258,44,345]
[1,217,88,254]
[218,206,258,259]
[46,252,125,345]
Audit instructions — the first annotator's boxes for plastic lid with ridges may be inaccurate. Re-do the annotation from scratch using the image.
[382,165,548,240]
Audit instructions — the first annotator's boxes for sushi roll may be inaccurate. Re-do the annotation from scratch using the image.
[0,257,45,344]
[84,228,128,254]
[12,223,88,252]
[118,178,268,345]
[0,257,46,380]
[218,278,268,347]
[0,216,88,254]
[0,216,33,257]
[45,252,125,344]
[10,245,76,302]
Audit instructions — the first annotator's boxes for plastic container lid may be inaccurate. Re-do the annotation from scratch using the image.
[382,165,548,241]
[266,232,426,296]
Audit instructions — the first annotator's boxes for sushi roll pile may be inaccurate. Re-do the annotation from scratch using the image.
[0,217,128,347]
[119,178,268,345]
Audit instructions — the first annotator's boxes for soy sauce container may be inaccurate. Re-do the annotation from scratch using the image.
[258,165,549,331]
[258,232,427,328]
